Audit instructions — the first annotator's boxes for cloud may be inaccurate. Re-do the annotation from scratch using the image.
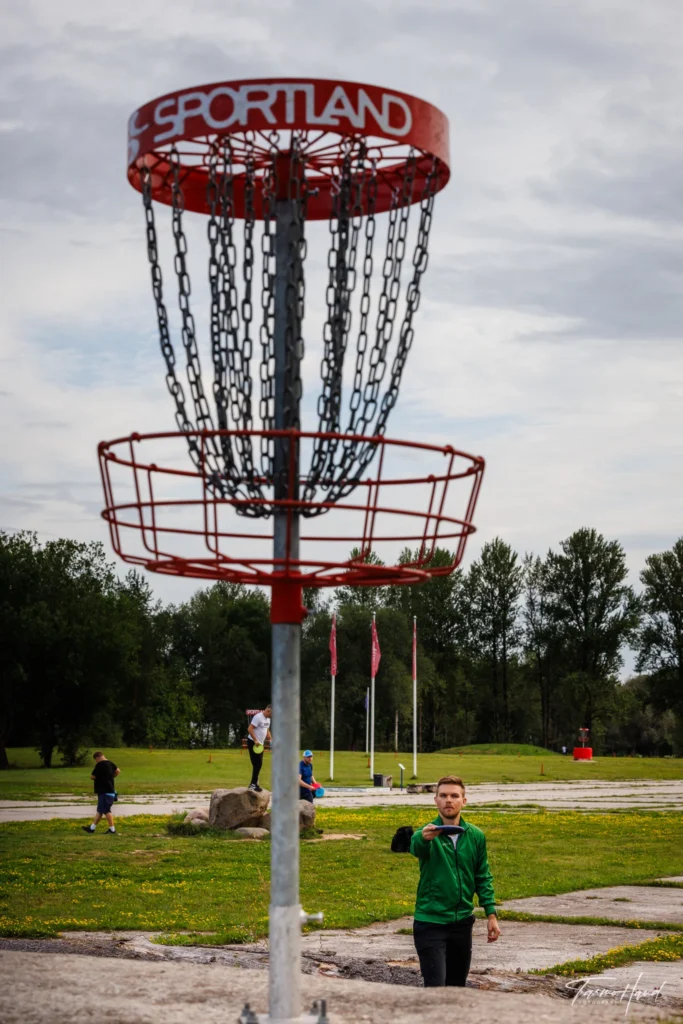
[1,0,682,651]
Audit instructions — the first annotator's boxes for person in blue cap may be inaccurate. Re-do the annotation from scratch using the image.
[298,750,318,803]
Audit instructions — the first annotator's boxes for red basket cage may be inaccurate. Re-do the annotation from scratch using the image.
[98,428,484,591]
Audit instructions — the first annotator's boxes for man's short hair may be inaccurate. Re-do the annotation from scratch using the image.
[93,751,104,759]
[436,775,465,794]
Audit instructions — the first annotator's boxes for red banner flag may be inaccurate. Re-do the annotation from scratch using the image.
[329,613,338,677]
[371,615,381,678]
[412,617,417,680]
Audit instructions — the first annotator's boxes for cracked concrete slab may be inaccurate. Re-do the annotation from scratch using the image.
[501,885,683,924]
[0,949,675,1023]
[582,960,683,1000]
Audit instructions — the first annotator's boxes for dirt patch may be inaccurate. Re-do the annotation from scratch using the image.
[304,833,366,842]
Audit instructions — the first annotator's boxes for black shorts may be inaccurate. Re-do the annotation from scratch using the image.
[96,794,115,814]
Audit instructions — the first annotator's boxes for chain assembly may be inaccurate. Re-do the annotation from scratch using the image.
[139,134,439,518]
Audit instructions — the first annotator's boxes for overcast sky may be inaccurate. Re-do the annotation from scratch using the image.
[1,1,682,674]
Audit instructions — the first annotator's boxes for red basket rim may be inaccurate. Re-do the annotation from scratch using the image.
[127,77,450,219]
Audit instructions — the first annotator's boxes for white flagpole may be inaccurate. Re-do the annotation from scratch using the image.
[413,615,418,779]
[370,612,376,781]
[330,673,335,782]
[365,686,369,756]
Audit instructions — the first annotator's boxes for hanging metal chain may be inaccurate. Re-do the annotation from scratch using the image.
[306,139,365,499]
[284,130,308,434]
[140,161,225,492]
[259,132,279,483]
[140,138,439,518]
[206,139,264,511]
[374,155,439,433]
[169,149,226,485]
[304,151,438,513]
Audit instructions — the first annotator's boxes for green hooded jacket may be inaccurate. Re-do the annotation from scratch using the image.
[410,815,497,924]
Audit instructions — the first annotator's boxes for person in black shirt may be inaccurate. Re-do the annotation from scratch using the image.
[82,751,120,835]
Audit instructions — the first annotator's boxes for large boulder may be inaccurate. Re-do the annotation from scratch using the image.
[209,787,270,830]
[234,827,270,840]
[257,811,271,831]
[299,800,316,830]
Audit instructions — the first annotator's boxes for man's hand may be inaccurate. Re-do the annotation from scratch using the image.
[487,914,501,943]
[421,824,439,841]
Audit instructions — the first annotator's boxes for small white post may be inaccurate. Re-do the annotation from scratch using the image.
[412,615,418,779]
[370,674,375,780]
[330,673,335,782]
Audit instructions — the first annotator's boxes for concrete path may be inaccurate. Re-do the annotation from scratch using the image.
[2,779,683,821]
[500,883,683,925]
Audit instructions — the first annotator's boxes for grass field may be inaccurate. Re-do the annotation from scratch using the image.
[1,807,682,940]
[2,746,682,800]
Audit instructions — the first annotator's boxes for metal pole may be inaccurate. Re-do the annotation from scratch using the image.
[370,613,376,781]
[365,687,369,756]
[413,616,418,779]
[330,675,335,782]
[269,197,302,1023]
[370,674,375,780]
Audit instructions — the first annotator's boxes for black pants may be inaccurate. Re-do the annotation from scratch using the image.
[413,917,474,987]
[247,739,263,787]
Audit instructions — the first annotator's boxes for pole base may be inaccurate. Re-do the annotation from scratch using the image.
[239,1000,329,1023]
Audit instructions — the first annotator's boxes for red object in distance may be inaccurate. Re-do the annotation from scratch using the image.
[127,78,450,219]
[573,747,593,760]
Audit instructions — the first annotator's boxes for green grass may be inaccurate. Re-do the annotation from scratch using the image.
[536,933,683,976]
[2,746,682,800]
[1,807,683,940]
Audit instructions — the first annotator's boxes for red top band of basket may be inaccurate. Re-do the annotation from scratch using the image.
[127,77,450,219]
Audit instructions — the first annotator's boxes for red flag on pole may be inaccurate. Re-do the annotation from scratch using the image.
[329,613,337,677]
[412,617,417,680]
[371,615,381,678]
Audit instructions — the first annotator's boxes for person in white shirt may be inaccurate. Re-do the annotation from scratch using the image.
[247,704,272,792]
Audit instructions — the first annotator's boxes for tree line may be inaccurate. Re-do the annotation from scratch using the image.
[1,527,681,767]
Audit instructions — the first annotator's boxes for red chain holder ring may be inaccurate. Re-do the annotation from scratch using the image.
[99,428,484,590]
[128,77,450,218]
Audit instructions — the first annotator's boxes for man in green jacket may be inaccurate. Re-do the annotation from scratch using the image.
[410,775,500,986]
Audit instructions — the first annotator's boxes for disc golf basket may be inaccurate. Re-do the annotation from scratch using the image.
[100,78,486,1023]
[574,726,593,761]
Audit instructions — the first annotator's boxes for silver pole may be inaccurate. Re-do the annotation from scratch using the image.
[370,675,375,780]
[413,616,418,779]
[330,675,335,782]
[365,687,369,756]
[370,613,376,780]
[269,198,302,1022]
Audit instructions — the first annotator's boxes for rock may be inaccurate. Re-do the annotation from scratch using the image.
[234,827,270,840]
[299,800,316,830]
[184,807,209,823]
[185,817,209,829]
[209,787,270,830]
[257,812,271,831]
